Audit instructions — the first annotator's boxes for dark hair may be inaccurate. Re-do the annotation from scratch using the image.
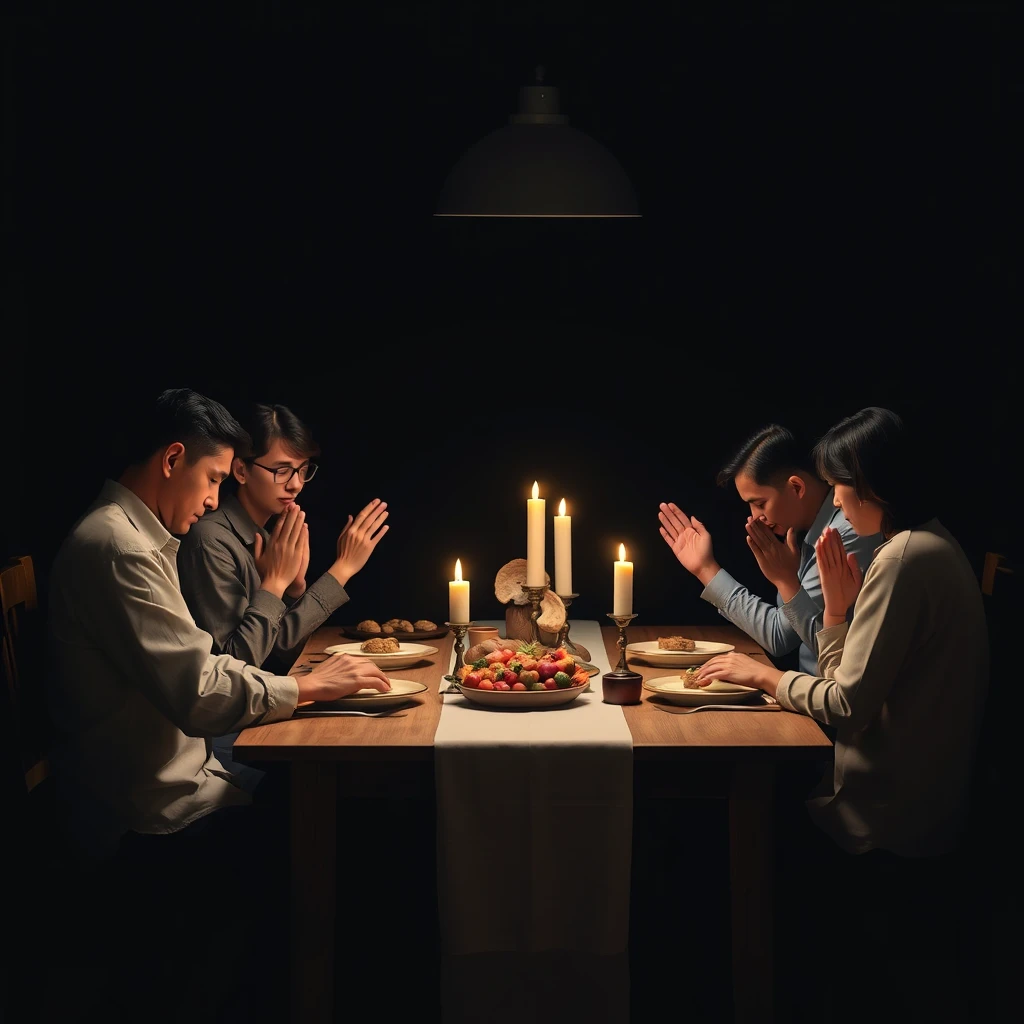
[238,403,321,463]
[121,388,252,469]
[716,424,818,488]
[811,407,935,535]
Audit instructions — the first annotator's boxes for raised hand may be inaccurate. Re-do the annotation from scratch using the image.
[254,503,308,598]
[658,502,719,585]
[329,498,390,588]
[815,525,862,621]
[296,652,391,701]
[745,516,801,599]
[284,520,311,599]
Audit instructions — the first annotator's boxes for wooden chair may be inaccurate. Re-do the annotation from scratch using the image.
[1,554,51,799]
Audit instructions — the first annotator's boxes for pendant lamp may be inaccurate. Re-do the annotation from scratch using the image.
[435,66,640,219]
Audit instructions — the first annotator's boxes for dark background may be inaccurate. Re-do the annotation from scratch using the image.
[3,1,1019,630]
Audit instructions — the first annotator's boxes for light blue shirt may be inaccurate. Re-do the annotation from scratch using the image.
[701,490,882,675]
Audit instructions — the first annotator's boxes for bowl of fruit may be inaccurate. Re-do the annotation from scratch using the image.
[445,640,592,708]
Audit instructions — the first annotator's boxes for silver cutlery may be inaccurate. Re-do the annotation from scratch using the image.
[653,702,782,715]
[293,707,409,718]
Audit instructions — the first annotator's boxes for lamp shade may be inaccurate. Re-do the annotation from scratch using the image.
[435,69,640,219]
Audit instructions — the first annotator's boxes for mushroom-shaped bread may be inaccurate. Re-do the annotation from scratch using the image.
[494,558,552,606]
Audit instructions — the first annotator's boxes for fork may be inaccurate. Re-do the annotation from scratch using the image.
[293,707,408,717]
[653,702,781,715]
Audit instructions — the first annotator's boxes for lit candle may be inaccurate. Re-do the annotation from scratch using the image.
[449,559,470,623]
[554,498,572,596]
[613,543,633,616]
[526,481,546,587]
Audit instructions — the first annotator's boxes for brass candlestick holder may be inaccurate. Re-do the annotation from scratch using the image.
[607,612,639,675]
[445,621,473,678]
[603,612,641,705]
[520,583,549,644]
[555,592,580,654]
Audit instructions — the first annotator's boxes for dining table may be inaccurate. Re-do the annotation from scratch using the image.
[232,619,833,1024]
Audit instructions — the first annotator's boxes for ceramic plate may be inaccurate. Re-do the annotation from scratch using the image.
[626,640,735,667]
[341,624,449,641]
[642,675,760,706]
[451,682,587,709]
[323,642,440,670]
[296,678,428,712]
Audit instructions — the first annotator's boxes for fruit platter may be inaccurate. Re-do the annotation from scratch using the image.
[444,639,593,708]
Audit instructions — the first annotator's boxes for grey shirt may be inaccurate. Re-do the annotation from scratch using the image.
[47,481,298,856]
[701,490,882,675]
[777,520,989,856]
[176,491,349,674]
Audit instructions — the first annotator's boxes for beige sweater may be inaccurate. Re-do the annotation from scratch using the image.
[777,519,989,856]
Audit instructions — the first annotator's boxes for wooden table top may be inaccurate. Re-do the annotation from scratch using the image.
[604,624,833,761]
[232,622,833,763]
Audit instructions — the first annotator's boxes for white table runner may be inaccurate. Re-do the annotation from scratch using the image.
[434,619,633,958]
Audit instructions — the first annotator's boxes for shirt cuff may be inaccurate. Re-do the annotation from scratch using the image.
[780,587,816,633]
[250,587,287,618]
[700,567,735,606]
[307,572,349,614]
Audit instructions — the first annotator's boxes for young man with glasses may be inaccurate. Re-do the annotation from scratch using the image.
[178,402,389,679]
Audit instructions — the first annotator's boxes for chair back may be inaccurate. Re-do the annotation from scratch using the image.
[1,554,51,795]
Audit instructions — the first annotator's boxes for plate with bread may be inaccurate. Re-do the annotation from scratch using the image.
[626,637,735,667]
[324,640,440,670]
[643,672,759,706]
[341,618,449,641]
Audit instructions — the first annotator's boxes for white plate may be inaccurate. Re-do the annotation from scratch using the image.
[323,642,440,670]
[451,682,587,709]
[296,677,428,711]
[643,675,759,706]
[626,639,735,667]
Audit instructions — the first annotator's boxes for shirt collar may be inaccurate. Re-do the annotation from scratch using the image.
[217,491,263,547]
[804,488,841,547]
[99,479,179,554]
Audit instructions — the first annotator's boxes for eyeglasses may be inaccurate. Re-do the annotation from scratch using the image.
[250,460,319,484]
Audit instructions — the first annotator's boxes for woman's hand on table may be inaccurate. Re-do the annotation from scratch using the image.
[695,652,784,697]
[294,653,391,701]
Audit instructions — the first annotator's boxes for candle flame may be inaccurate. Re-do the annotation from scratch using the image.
[454,559,463,582]
[532,480,539,500]
[558,498,566,517]
[619,543,626,561]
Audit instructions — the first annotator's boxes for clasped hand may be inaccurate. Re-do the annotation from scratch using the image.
[744,516,801,594]
[815,525,862,618]
[254,503,309,598]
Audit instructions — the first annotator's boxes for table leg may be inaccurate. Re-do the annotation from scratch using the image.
[729,761,775,1024]
[290,762,336,1024]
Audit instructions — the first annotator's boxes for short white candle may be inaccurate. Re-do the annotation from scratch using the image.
[554,498,572,596]
[526,481,546,587]
[449,559,470,623]
[613,543,633,616]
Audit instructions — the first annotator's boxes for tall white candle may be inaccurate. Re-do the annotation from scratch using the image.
[449,559,470,623]
[613,543,633,616]
[526,481,546,587]
[554,498,572,596]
